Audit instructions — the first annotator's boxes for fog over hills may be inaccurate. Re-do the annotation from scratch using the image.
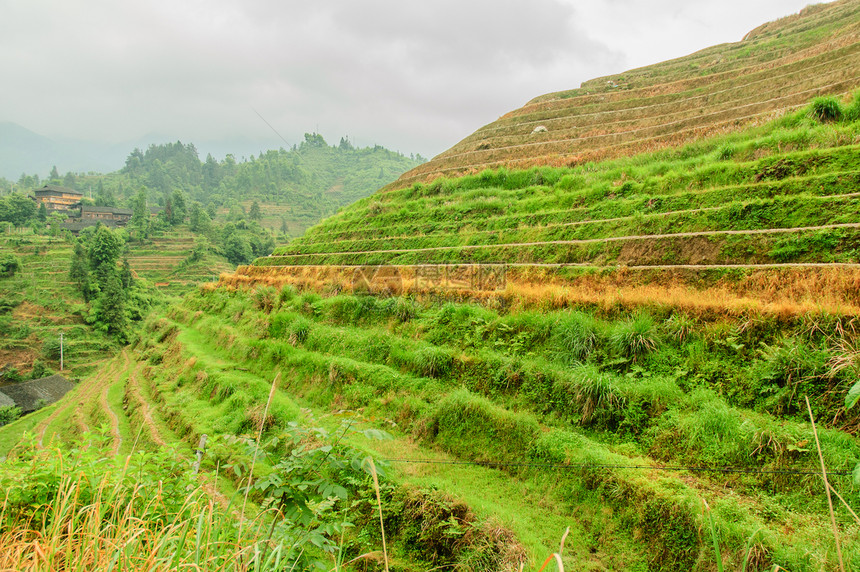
[0,121,287,181]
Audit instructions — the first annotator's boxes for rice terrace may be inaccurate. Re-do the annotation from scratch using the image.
[2,1,860,571]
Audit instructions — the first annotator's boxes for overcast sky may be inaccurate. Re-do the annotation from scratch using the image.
[0,0,827,159]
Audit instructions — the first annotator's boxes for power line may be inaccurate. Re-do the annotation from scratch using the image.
[252,108,291,149]
[381,458,849,477]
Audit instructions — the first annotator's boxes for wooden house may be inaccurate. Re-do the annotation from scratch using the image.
[80,205,133,226]
[31,185,83,210]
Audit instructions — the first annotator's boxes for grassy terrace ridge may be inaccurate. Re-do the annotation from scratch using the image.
[389,0,859,187]
[255,99,860,276]
[80,286,860,568]
[9,283,858,569]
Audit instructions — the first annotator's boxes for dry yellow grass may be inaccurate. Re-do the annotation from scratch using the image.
[219,264,860,318]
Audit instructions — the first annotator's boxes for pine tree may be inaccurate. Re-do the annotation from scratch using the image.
[130,188,149,241]
[95,272,128,341]
[69,242,96,301]
[120,257,133,289]
[249,200,262,221]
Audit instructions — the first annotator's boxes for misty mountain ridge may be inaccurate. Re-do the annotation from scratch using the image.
[0,121,291,181]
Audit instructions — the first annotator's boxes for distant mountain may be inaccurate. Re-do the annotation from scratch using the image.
[0,122,127,180]
[0,122,296,181]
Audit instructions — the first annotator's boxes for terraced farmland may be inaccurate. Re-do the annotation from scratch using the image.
[0,232,116,375]
[126,232,234,294]
[394,0,859,187]
[4,4,860,571]
[242,93,860,314]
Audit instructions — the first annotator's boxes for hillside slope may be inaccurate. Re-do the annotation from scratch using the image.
[395,0,858,187]
[5,4,860,572]
[242,1,860,316]
[247,94,860,314]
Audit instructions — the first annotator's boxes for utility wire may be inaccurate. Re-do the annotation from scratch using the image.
[252,107,292,149]
[381,458,850,477]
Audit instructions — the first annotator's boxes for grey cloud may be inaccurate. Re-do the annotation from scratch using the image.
[0,0,828,164]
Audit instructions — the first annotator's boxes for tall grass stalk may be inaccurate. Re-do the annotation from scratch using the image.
[239,371,281,548]
[366,456,390,572]
[827,483,860,525]
[0,470,279,571]
[703,499,724,572]
[536,527,569,572]
[806,395,845,572]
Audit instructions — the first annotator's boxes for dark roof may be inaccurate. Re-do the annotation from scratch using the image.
[33,185,83,196]
[0,374,74,413]
[81,206,133,215]
[0,391,15,408]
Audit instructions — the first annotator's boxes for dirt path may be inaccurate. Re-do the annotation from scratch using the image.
[100,383,121,456]
[36,358,112,447]
[124,351,167,447]
[254,261,860,273]
[274,222,860,259]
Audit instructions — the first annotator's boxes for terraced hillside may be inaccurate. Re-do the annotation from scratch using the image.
[390,0,858,186]
[126,231,233,293]
[245,94,860,314]
[0,227,234,376]
[5,5,860,572]
[17,282,860,570]
[0,232,116,375]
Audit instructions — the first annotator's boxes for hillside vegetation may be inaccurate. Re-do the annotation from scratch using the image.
[6,134,423,237]
[3,3,860,572]
[245,93,860,315]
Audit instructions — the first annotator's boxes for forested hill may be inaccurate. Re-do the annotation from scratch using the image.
[9,134,423,236]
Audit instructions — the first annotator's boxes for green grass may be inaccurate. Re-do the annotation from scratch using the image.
[133,285,860,570]
[260,100,860,272]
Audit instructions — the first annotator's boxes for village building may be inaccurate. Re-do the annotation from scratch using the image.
[31,185,84,210]
[80,205,133,225]
[30,185,135,234]
[0,374,74,414]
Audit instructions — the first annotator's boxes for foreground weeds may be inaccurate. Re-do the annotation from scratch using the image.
[0,435,296,571]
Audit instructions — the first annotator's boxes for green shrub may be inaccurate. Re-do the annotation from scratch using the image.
[252,285,277,313]
[664,312,696,344]
[809,96,843,123]
[297,292,322,317]
[611,314,659,360]
[552,311,603,363]
[844,92,860,122]
[552,364,624,425]
[288,317,312,345]
[0,254,21,278]
[412,346,454,378]
[42,338,62,360]
[278,284,298,304]
[0,405,21,427]
[392,297,417,322]
[716,144,735,161]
